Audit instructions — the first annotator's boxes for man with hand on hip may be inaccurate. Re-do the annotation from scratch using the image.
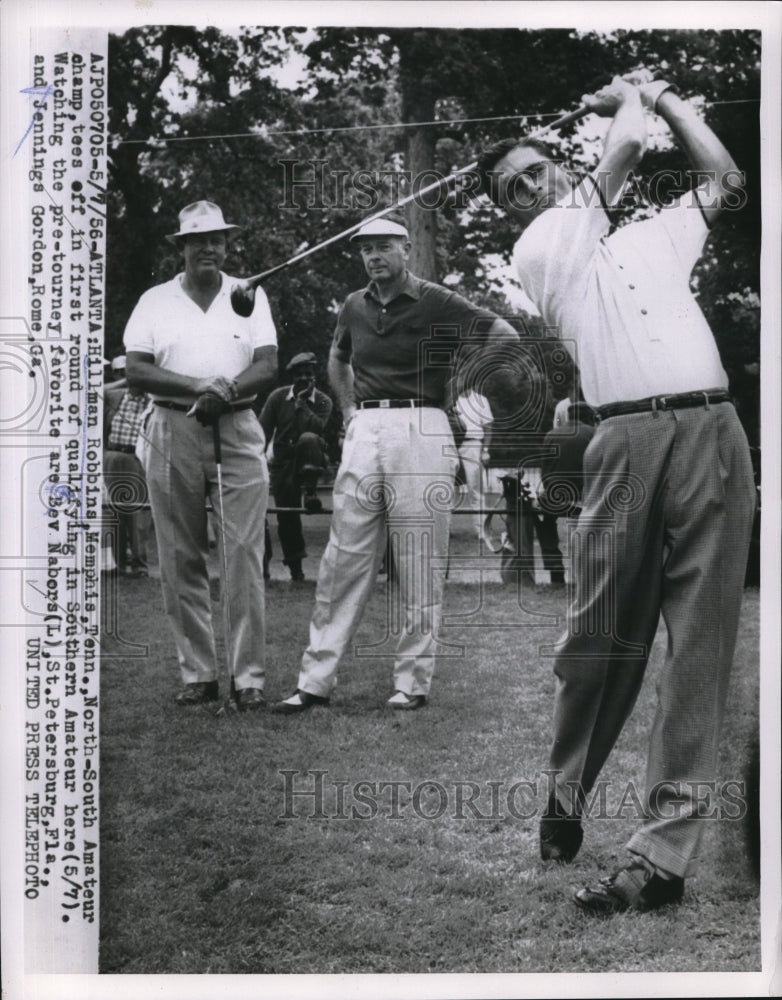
[124,200,278,710]
[272,216,518,714]
[478,74,755,912]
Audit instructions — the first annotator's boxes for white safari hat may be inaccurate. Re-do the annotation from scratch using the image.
[349,218,409,241]
[166,201,240,243]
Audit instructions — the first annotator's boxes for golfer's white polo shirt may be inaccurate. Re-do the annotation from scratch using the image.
[512,181,728,407]
[124,272,277,404]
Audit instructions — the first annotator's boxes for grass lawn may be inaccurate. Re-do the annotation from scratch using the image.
[99,513,761,976]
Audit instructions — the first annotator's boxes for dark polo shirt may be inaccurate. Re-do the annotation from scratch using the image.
[332,272,496,405]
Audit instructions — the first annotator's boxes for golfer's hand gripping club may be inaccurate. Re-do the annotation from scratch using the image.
[189,391,228,426]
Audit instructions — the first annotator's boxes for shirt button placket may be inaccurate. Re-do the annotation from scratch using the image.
[627,283,648,316]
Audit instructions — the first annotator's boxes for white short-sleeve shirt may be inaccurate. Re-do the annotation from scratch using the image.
[552,397,571,429]
[455,390,493,442]
[123,272,277,402]
[512,180,728,407]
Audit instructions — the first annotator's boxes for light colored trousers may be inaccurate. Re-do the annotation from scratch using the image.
[548,402,755,877]
[298,407,458,698]
[458,437,486,536]
[145,407,268,690]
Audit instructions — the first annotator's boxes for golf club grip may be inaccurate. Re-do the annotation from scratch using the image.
[212,420,222,464]
[536,104,590,135]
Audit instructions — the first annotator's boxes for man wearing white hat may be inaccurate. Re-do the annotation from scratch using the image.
[273,215,518,713]
[124,201,278,709]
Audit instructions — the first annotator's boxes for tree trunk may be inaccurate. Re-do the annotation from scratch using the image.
[398,32,439,283]
[405,123,439,282]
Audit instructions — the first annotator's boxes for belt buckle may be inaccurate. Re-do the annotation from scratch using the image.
[380,399,390,409]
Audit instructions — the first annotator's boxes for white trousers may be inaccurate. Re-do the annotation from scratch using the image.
[298,407,458,698]
[457,437,486,536]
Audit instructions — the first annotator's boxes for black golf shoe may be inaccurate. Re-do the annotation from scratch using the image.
[235,688,267,712]
[574,860,685,915]
[271,689,330,714]
[175,681,219,705]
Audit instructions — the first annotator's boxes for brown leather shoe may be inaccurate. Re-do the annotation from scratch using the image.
[175,681,219,705]
[574,861,685,915]
[235,688,267,711]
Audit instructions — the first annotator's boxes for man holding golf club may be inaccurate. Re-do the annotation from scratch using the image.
[124,200,278,710]
[478,74,755,912]
[272,216,518,714]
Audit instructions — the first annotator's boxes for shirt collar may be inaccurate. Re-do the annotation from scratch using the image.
[285,385,316,402]
[175,271,229,297]
[118,390,149,411]
[364,270,422,304]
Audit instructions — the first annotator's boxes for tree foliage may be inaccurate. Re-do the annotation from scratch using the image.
[106,25,761,447]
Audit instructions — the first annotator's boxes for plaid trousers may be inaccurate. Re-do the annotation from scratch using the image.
[547,401,755,877]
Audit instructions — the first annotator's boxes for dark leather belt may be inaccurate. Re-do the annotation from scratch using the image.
[106,444,137,454]
[154,400,254,413]
[358,399,432,410]
[596,389,732,422]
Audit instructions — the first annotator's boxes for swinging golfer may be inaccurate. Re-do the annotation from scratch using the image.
[478,76,755,912]
[125,201,278,710]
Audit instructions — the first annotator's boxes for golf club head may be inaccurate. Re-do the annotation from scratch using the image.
[231,281,256,318]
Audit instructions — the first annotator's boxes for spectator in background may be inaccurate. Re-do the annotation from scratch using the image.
[260,352,333,583]
[482,354,562,582]
[539,401,597,518]
[103,376,152,577]
[452,385,496,549]
[552,377,576,430]
[499,466,566,590]
[104,355,129,445]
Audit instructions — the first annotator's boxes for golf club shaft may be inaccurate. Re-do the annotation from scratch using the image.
[212,420,235,695]
[238,104,589,291]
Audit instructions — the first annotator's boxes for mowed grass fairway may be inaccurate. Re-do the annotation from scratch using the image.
[99,515,761,975]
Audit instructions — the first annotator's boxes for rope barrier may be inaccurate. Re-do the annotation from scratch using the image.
[102,503,509,516]
[114,98,759,148]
